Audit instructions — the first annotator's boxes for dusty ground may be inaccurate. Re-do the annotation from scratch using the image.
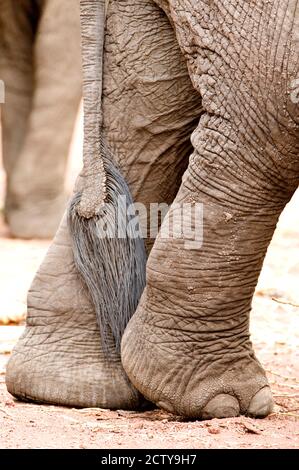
[0,118,298,448]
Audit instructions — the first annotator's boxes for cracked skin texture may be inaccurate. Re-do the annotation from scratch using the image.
[6,0,299,418]
[6,0,202,409]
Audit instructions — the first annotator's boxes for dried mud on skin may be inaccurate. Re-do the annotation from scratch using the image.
[0,159,298,447]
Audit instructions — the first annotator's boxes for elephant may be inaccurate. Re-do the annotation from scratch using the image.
[5,0,299,419]
[0,0,81,239]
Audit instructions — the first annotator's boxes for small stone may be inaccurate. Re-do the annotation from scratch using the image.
[242,421,262,435]
[208,427,220,434]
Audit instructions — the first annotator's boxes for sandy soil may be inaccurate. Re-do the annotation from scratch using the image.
[0,123,298,448]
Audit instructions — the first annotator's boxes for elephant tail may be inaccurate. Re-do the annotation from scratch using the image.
[67,0,146,354]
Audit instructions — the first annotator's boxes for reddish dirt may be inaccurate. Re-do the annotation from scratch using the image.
[0,126,298,448]
[0,344,298,449]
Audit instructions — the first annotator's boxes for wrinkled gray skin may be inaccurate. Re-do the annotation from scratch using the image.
[6,0,299,418]
[0,0,81,238]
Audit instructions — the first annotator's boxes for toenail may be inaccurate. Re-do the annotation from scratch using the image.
[248,387,274,417]
[202,394,240,420]
[157,400,175,414]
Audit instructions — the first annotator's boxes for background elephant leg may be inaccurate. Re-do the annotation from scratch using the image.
[122,0,299,418]
[6,0,82,239]
[0,0,36,221]
[6,0,202,408]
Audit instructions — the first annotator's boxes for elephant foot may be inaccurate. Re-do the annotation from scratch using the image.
[5,193,67,239]
[121,299,274,419]
[6,328,143,409]
[6,215,144,410]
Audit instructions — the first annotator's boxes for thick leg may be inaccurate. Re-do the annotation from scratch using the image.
[0,0,36,215]
[6,214,143,408]
[5,0,82,238]
[122,0,299,418]
[6,0,202,407]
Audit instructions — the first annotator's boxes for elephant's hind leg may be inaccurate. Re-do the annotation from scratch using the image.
[5,215,143,408]
[122,0,299,418]
[6,0,202,408]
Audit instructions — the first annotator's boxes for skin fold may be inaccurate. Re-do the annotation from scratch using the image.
[0,0,82,238]
[6,0,299,418]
